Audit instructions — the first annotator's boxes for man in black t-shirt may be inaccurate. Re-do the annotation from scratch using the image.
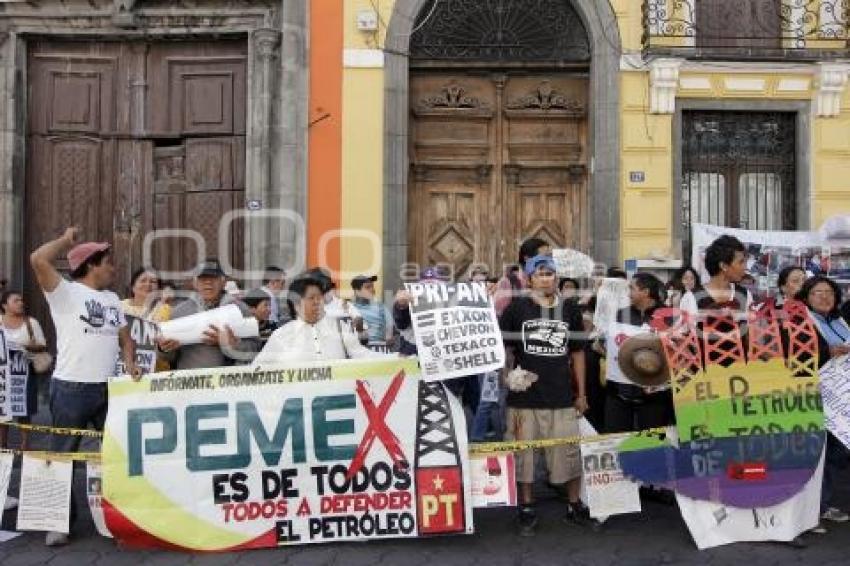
[499,254,588,536]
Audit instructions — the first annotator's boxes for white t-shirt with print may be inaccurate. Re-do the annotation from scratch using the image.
[45,279,126,383]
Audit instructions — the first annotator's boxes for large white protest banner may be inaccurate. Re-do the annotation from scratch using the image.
[819,354,850,449]
[7,348,29,417]
[689,223,850,295]
[17,455,73,533]
[676,453,823,549]
[103,358,473,551]
[115,315,159,376]
[404,282,505,381]
[580,435,641,520]
[0,329,9,420]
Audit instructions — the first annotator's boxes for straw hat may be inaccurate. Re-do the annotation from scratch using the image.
[617,333,670,387]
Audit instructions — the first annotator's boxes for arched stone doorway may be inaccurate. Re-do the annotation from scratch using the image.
[383,0,620,288]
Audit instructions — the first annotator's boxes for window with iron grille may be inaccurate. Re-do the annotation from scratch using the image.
[681,111,796,255]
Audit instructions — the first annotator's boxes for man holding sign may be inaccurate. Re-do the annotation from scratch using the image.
[499,255,588,536]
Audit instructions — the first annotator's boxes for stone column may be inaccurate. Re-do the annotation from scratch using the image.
[245,28,281,279]
[270,0,309,278]
[0,34,22,287]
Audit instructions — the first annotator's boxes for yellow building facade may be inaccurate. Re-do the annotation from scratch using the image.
[336,0,850,290]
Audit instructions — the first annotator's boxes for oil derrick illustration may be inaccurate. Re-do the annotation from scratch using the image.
[413,380,466,535]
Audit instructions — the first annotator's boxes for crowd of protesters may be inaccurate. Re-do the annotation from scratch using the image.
[1,227,850,546]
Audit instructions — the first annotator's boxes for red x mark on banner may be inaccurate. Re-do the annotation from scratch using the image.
[346,370,409,481]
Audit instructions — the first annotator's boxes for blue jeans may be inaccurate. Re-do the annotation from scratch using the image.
[471,401,502,442]
[471,374,503,442]
[48,379,108,453]
[48,379,108,527]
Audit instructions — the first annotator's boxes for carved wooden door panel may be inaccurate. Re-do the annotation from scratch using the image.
[26,41,135,340]
[501,77,588,262]
[146,41,247,277]
[409,73,588,277]
[26,40,247,346]
[409,76,497,279]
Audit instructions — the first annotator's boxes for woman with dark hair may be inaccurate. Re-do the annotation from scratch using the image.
[0,290,48,450]
[797,275,850,529]
[672,266,702,295]
[775,265,807,308]
[558,277,580,302]
[255,272,394,364]
[494,237,550,315]
[667,266,701,308]
[121,268,168,322]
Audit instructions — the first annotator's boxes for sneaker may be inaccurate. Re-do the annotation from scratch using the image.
[564,501,593,527]
[821,507,850,523]
[3,496,18,511]
[45,531,69,547]
[809,523,828,535]
[517,506,538,537]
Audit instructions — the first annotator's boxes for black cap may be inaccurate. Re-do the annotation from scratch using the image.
[197,258,225,278]
[352,274,378,290]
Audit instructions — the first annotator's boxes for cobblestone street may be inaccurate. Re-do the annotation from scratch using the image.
[3,485,850,566]
[1,411,848,566]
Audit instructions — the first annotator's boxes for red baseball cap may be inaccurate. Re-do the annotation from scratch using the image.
[68,242,111,272]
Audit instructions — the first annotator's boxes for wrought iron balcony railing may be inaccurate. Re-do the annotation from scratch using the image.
[643,0,850,60]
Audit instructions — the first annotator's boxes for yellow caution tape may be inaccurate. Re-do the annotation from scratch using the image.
[0,448,101,462]
[0,421,103,438]
[469,426,669,455]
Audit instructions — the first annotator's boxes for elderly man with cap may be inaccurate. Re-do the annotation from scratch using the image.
[156,258,252,369]
[499,254,589,537]
[29,226,141,547]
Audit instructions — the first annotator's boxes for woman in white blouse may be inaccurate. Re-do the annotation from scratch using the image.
[0,290,48,450]
[254,274,393,365]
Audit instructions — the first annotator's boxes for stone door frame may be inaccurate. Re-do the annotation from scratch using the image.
[382,0,622,290]
[0,1,308,287]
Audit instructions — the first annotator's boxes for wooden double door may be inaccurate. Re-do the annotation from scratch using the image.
[409,72,589,278]
[25,39,247,301]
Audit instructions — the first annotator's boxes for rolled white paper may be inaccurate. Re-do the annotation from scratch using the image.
[158,305,258,345]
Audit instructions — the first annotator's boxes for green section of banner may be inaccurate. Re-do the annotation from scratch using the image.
[675,398,824,443]
[617,431,671,453]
